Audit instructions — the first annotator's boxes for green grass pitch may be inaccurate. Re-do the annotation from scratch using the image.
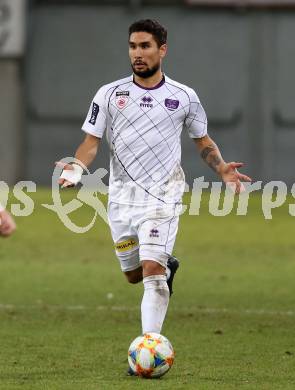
[0,189,295,389]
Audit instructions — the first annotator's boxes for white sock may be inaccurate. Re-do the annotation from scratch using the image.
[141,275,170,334]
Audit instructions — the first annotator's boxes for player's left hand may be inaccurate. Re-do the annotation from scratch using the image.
[219,162,252,194]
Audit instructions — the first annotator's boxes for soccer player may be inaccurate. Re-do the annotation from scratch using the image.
[57,19,251,354]
[0,204,16,237]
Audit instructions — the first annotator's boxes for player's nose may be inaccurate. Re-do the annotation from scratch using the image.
[134,47,143,57]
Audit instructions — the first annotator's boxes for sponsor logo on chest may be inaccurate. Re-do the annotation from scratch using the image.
[140,96,153,108]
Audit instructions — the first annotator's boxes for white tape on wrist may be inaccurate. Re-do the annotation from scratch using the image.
[0,203,4,212]
[60,163,84,185]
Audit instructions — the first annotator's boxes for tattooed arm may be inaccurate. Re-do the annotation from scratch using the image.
[194,135,225,175]
[194,135,252,193]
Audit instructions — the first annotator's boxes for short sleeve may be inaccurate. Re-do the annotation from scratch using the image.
[185,89,208,138]
[81,86,107,138]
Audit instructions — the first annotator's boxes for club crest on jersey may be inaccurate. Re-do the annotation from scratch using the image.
[88,102,99,125]
[115,91,129,109]
[165,98,179,111]
[140,96,153,108]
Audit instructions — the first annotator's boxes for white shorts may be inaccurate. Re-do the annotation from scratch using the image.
[107,202,181,272]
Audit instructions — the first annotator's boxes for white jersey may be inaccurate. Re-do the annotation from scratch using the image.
[82,74,207,205]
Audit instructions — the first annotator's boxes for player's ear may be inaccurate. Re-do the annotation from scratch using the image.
[159,44,167,59]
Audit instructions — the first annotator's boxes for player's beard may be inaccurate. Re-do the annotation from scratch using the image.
[132,62,160,79]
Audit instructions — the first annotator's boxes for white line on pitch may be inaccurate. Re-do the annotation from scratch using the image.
[0,304,294,317]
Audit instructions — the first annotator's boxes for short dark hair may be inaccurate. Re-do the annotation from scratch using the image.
[128,19,167,48]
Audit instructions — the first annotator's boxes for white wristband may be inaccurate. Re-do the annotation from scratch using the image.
[60,163,84,185]
[0,203,4,212]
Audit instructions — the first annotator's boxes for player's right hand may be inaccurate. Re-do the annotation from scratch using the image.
[55,162,84,188]
[0,209,16,237]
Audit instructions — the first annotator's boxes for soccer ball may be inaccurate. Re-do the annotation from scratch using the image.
[128,333,175,378]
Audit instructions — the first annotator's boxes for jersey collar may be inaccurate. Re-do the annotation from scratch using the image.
[132,75,165,90]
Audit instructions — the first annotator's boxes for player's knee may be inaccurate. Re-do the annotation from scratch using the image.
[124,268,142,284]
[126,274,140,284]
[141,260,166,277]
